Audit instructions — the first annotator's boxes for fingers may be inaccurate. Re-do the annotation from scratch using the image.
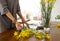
[15,22,22,30]
[15,21,29,31]
[25,20,30,22]
[20,20,30,28]
[22,22,29,28]
[25,23,30,28]
[22,20,30,28]
[22,20,30,24]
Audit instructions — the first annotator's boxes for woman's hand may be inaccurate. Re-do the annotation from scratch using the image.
[18,11,30,28]
[22,19,30,28]
[15,22,22,30]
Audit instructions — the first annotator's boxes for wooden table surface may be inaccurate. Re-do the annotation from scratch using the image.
[0,29,50,41]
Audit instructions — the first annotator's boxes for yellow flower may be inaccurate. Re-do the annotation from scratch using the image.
[15,35,20,40]
[46,0,56,3]
[46,0,49,3]
[18,28,32,38]
[46,34,50,39]
[50,0,56,3]
[42,32,46,35]
[35,32,40,35]
[14,31,18,36]
[57,24,60,28]
[35,31,44,39]
[36,35,42,39]
[19,34,21,38]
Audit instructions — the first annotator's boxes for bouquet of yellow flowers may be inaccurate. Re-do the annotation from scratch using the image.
[14,26,33,40]
[14,26,50,41]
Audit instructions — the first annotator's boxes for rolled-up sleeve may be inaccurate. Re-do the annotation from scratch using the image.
[0,0,9,15]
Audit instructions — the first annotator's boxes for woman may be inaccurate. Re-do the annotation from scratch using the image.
[0,0,29,31]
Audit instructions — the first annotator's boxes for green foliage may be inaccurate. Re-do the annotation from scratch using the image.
[55,15,60,19]
[41,0,56,28]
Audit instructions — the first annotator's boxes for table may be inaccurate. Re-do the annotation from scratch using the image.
[0,29,50,41]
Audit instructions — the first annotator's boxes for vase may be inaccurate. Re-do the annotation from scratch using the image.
[44,28,50,34]
[44,28,50,41]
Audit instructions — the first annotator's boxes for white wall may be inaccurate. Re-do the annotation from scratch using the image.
[19,0,42,20]
[19,0,60,22]
[51,0,60,22]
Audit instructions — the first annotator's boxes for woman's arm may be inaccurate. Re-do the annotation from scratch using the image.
[6,11,17,23]
[0,0,17,23]
[0,0,21,30]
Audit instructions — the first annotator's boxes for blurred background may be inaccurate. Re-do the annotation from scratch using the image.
[18,0,60,22]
